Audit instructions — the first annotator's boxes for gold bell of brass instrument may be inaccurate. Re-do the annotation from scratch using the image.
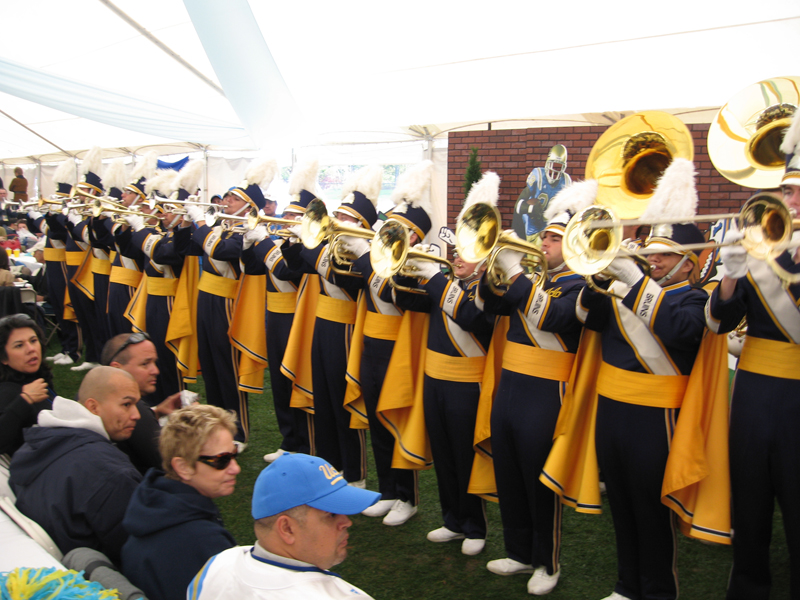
[455,202,547,293]
[370,219,454,294]
[300,198,375,275]
[586,111,694,219]
[707,76,800,190]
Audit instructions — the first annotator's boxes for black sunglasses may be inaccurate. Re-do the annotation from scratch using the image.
[107,332,151,364]
[197,448,238,470]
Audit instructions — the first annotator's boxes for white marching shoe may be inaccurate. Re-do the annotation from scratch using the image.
[54,355,74,365]
[70,362,99,372]
[46,353,64,362]
[361,499,395,518]
[426,527,465,543]
[527,566,560,595]
[461,538,486,556]
[382,500,417,526]
[486,557,534,576]
[263,448,290,463]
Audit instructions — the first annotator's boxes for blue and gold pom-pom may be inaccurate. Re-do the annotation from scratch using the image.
[0,567,118,600]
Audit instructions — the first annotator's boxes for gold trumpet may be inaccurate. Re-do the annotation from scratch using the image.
[151,197,216,214]
[300,198,375,275]
[246,209,299,236]
[370,219,454,294]
[455,202,547,293]
[90,199,164,224]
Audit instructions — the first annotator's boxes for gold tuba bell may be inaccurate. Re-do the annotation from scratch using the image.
[300,198,375,276]
[707,76,800,189]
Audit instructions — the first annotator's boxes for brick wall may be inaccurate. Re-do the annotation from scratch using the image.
[446,124,753,233]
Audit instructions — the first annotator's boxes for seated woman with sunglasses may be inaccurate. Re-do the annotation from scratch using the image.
[0,314,56,457]
[121,404,239,600]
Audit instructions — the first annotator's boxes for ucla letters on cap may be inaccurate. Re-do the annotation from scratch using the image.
[251,453,380,519]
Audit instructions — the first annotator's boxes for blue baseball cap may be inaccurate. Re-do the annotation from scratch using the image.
[252,453,380,519]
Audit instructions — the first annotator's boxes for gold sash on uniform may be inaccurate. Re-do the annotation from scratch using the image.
[424,350,485,383]
[280,275,320,413]
[110,265,143,288]
[198,272,239,298]
[44,247,66,262]
[343,293,370,429]
[230,274,268,393]
[166,257,201,383]
[266,291,298,314]
[738,336,800,380]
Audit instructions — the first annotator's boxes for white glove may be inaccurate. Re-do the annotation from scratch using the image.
[125,214,145,232]
[287,224,302,244]
[338,235,370,258]
[605,256,644,287]
[727,330,745,357]
[243,227,267,249]
[67,210,81,226]
[493,247,525,280]
[48,203,61,215]
[185,203,206,224]
[719,222,747,280]
[28,210,42,220]
[406,256,441,280]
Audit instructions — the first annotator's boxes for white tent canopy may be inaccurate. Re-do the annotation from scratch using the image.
[0,0,797,166]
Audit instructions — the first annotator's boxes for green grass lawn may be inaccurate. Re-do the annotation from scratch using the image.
[49,339,790,599]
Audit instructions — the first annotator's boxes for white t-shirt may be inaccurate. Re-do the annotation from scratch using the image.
[187,544,374,600]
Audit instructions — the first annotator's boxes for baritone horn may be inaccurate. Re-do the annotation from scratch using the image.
[300,198,374,275]
[455,202,547,293]
[370,219,454,294]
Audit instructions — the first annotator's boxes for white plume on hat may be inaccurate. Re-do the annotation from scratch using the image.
[458,171,500,222]
[102,158,129,192]
[145,170,180,197]
[130,151,159,183]
[544,179,597,221]
[780,110,800,156]
[177,160,204,193]
[341,165,383,205]
[52,160,77,186]
[288,158,320,196]
[640,158,698,221]
[391,160,432,215]
[80,146,103,176]
[242,158,278,190]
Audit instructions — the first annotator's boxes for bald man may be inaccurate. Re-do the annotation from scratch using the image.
[10,367,143,565]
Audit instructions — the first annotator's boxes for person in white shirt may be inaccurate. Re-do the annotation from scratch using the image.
[187,453,381,600]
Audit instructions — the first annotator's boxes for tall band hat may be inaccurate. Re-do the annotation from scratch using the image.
[781,108,800,188]
[102,158,129,201]
[52,160,77,197]
[125,151,159,202]
[388,160,433,241]
[145,170,181,201]
[174,159,205,201]
[285,158,320,215]
[229,158,279,212]
[78,146,104,195]
[542,179,597,236]
[337,165,382,228]
[640,158,705,281]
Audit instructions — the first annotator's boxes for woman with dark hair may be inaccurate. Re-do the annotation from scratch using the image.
[0,313,56,456]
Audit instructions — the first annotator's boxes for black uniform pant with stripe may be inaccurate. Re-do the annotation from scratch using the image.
[45,260,80,360]
[311,317,366,483]
[424,375,487,540]
[92,272,111,354]
[266,310,310,454]
[361,336,417,505]
[596,396,679,600]
[726,371,800,600]
[196,290,248,442]
[492,370,562,574]
[144,294,183,407]
[67,265,101,363]
[107,281,135,337]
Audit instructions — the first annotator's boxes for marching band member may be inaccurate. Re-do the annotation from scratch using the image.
[251,159,318,463]
[394,172,498,555]
[479,181,594,595]
[577,160,711,600]
[178,159,278,449]
[340,160,434,526]
[707,116,800,600]
[279,165,383,486]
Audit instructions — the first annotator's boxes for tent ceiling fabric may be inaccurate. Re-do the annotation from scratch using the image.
[0,0,798,164]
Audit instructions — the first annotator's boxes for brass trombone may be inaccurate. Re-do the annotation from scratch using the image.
[455,202,547,293]
[300,198,375,275]
[371,219,454,294]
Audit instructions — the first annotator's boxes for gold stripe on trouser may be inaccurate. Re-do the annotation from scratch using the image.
[739,336,800,379]
[364,312,402,340]
[596,362,687,408]
[44,247,67,262]
[66,252,85,266]
[90,256,111,275]
[147,277,179,296]
[266,291,297,314]
[502,341,574,381]
[315,294,357,324]
[424,349,485,383]
[110,266,142,287]
[198,272,239,298]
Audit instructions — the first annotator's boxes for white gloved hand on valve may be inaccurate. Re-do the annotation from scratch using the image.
[405,256,441,280]
[718,222,747,280]
[184,203,206,224]
[243,227,267,250]
[493,247,525,280]
[604,256,644,287]
[124,214,145,232]
[338,235,370,258]
[28,210,42,221]
[67,210,82,226]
